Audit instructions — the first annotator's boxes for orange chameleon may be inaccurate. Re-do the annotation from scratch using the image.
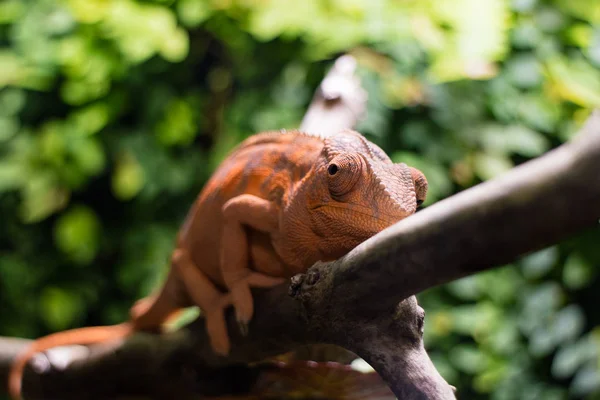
[9,129,427,399]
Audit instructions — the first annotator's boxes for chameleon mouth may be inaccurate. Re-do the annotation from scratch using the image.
[310,203,408,225]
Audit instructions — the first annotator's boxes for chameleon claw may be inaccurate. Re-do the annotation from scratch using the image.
[237,320,249,337]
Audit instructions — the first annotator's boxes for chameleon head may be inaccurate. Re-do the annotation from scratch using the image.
[299,130,428,260]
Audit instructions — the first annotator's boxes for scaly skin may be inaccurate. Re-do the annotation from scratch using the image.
[8,129,427,399]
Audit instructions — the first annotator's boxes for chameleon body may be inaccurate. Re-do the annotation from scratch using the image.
[9,130,427,398]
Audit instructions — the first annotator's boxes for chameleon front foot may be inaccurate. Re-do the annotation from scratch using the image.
[205,295,234,355]
[170,248,236,355]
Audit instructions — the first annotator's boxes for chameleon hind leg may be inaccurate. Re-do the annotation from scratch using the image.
[220,194,285,332]
[129,268,192,333]
[171,247,234,355]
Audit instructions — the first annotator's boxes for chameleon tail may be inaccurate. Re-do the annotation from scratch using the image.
[8,322,133,400]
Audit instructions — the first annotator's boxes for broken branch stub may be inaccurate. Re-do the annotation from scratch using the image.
[290,265,456,399]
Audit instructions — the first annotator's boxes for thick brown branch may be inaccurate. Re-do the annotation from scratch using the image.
[14,289,452,399]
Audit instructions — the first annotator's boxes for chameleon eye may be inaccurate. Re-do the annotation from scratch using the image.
[327,154,362,197]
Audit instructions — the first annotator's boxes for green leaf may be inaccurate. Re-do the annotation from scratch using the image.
[0,117,19,142]
[451,302,501,337]
[112,153,146,200]
[39,287,83,331]
[164,306,200,331]
[479,267,521,305]
[551,305,585,345]
[473,362,507,393]
[546,57,600,107]
[563,253,595,289]
[0,0,25,24]
[158,27,189,62]
[449,345,491,374]
[529,325,557,357]
[565,23,594,48]
[521,247,558,280]
[571,364,600,396]
[534,7,566,33]
[511,20,543,49]
[53,205,101,265]
[70,137,106,176]
[0,51,27,87]
[21,172,69,223]
[517,94,562,133]
[474,152,513,180]
[505,55,543,88]
[70,103,110,136]
[511,0,538,13]
[176,0,212,27]
[427,0,509,81]
[480,124,551,157]
[447,275,482,301]
[0,160,25,192]
[519,282,564,335]
[487,320,520,354]
[155,98,197,147]
[0,88,26,116]
[554,0,600,24]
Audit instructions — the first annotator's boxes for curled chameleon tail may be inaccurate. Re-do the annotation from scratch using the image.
[8,323,133,400]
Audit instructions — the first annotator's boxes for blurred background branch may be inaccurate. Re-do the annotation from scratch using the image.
[299,55,367,136]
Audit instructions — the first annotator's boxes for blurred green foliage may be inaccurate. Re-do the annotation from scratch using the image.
[1,0,599,398]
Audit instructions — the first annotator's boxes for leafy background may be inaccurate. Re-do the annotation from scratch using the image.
[1,0,600,398]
